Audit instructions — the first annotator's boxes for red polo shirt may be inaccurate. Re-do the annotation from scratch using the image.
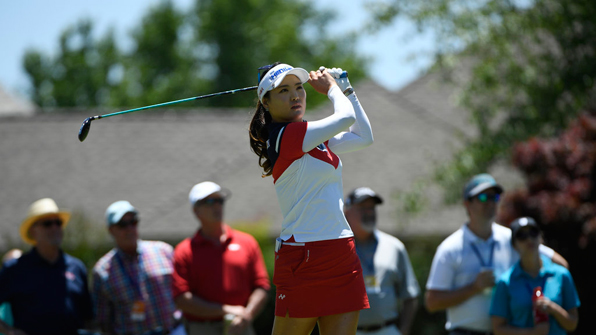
[172,225,270,321]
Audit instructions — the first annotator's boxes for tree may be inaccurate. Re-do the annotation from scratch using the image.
[496,111,596,335]
[23,19,120,107]
[369,0,596,202]
[23,0,367,109]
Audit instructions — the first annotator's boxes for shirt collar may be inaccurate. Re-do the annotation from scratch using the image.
[511,254,555,279]
[31,247,65,266]
[115,240,143,259]
[193,224,234,245]
[463,222,495,244]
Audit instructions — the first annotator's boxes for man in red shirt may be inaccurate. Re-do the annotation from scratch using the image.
[173,181,270,335]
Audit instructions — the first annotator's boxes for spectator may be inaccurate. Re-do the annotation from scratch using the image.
[92,200,182,335]
[425,174,567,335]
[490,217,580,335]
[344,187,420,335]
[0,198,93,335]
[0,250,22,335]
[173,182,270,335]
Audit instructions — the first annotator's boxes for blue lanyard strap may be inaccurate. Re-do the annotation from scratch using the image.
[470,241,496,268]
[115,251,143,297]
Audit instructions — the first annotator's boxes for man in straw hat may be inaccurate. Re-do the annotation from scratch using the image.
[0,198,93,335]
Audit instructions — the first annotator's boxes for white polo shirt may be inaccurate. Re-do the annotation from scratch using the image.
[426,223,554,332]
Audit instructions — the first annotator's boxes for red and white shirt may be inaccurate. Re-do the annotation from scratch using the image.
[267,86,374,243]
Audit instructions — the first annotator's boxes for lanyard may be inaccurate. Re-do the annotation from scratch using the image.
[115,251,143,297]
[470,241,496,268]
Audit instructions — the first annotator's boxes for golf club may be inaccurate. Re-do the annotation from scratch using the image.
[77,85,257,142]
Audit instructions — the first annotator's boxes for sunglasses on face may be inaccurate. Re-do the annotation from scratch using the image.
[38,219,63,228]
[257,64,275,84]
[515,228,540,241]
[200,198,225,206]
[476,193,500,203]
[115,219,138,228]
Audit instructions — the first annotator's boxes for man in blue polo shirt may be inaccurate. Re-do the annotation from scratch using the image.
[0,198,93,335]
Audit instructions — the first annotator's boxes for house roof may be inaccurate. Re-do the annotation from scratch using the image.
[0,84,36,116]
[0,73,480,247]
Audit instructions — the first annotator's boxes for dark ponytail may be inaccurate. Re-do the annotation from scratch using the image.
[249,100,273,177]
[249,62,280,177]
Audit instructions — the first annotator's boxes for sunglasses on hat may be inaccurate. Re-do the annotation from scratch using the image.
[38,219,63,228]
[257,64,275,84]
[201,198,225,206]
[515,228,539,241]
[115,219,138,228]
[476,193,500,203]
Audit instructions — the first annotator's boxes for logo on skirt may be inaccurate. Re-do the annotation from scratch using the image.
[278,294,286,300]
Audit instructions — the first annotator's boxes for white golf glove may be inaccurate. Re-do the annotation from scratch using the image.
[327,67,354,96]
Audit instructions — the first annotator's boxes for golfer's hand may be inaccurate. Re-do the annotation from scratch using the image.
[473,269,495,292]
[308,67,337,95]
[222,304,245,316]
[228,314,250,335]
[534,297,554,314]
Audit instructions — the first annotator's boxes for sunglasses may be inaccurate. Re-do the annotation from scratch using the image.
[115,219,138,228]
[257,64,275,84]
[476,193,500,203]
[200,198,225,206]
[515,228,540,241]
[38,219,63,228]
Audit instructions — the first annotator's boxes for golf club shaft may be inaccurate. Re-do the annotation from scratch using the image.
[95,85,258,120]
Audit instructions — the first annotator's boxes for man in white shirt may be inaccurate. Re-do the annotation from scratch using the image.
[425,174,567,335]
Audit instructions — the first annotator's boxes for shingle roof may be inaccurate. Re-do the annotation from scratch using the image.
[1,72,481,247]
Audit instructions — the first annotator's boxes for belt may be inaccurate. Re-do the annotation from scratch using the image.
[451,328,493,335]
[357,318,398,332]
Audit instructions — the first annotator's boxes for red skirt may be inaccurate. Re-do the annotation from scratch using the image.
[273,236,369,317]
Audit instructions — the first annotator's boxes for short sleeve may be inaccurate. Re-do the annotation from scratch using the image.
[172,240,191,298]
[561,270,581,310]
[426,246,455,290]
[538,244,555,259]
[249,237,270,291]
[397,247,420,299]
[490,279,510,318]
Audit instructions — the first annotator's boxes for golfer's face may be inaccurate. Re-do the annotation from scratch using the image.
[265,75,306,123]
[195,194,225,226]
[110,212,139,249]
[31,215,64,247]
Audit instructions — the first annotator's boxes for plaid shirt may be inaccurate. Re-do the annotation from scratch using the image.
[93,240,176,335]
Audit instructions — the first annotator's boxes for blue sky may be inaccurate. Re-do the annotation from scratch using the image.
[0,0,435,99]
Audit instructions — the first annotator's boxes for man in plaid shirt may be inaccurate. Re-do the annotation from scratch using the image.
[93,201,180,335]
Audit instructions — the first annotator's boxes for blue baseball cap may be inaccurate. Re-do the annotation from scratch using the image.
[105,200,138,226]
[463,173,503,200]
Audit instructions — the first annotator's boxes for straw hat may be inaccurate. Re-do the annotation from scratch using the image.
[20,198,70,245]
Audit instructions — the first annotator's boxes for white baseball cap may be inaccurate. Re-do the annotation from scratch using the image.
[257,63,309,103]
[189,181,231,206]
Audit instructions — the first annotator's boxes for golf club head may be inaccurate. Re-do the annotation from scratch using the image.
[78,117,92,142]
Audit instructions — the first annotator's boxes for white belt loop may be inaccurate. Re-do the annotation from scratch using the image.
[283,242,305,247]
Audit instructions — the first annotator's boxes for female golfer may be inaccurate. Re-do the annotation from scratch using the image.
[490,217,580,334]
[249,62,373,335]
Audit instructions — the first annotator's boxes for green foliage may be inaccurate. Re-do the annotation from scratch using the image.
[370,0,596,202]
[23,0,367,110]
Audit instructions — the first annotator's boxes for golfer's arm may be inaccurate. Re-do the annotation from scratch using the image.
[550,306,578,331]
[425,285,482,312]
[174,292,233,317]
[243,288,268,322]
[398,297,418,335]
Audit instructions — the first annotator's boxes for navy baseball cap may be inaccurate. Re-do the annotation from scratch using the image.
[345,187,383,206]
[510,217,540,242]
[463,173,503,200]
